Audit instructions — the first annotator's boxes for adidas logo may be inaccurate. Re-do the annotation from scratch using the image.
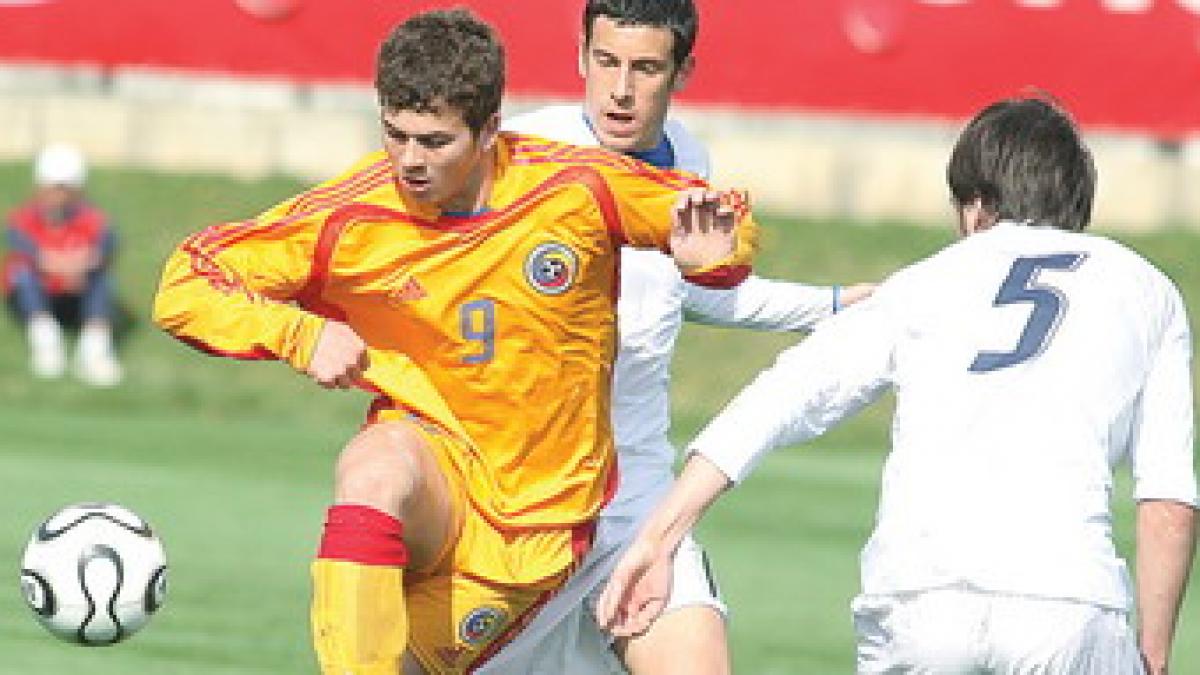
[388,277,427,303]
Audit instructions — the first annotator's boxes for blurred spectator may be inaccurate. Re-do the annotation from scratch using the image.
[3,143,122,386]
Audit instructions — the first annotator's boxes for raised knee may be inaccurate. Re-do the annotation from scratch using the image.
[334,422,426,514]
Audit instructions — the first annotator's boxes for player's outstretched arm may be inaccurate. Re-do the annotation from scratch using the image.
[1136,499,1197,675]
[596,455,731,637]
[682,277,879,333]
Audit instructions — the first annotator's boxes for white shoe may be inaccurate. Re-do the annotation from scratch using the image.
[28,314,65,379]
[75,323,123,387]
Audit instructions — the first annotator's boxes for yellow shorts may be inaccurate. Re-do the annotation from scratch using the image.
[401,418,596,674]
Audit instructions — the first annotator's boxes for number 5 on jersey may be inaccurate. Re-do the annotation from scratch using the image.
[970,253,1087,373]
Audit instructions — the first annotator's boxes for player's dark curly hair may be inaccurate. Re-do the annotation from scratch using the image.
[947,94,1095,232]
[584,0,698,70]
[375,8,505,134]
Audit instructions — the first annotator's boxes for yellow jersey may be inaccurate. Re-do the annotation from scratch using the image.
[153,132,757,531]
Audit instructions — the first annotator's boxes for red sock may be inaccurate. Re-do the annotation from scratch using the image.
[316,504,409,567]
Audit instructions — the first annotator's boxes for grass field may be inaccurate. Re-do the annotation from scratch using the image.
[0,162,1196,673]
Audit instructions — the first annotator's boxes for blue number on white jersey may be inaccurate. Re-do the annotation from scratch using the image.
[970,253,1087,373]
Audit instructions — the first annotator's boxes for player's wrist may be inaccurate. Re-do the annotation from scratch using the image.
[1140,652,1169,675]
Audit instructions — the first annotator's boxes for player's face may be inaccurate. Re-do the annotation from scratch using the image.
[580,17,693,153]
[381,106,499,212]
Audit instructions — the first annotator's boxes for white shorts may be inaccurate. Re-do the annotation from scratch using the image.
[851,587,1145,674]
[476,524,725,674]
[650,530,727,616]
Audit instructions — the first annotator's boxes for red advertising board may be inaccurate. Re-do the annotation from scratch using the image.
[1,0,1198,136]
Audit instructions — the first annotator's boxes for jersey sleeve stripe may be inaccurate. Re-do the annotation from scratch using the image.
[683,264,752,289]
[173,334,276,361]
[286,159,392,215]
[550,166,625,243]
[192,160,393,259]
[294,205,361,314]
[510,138,705,189]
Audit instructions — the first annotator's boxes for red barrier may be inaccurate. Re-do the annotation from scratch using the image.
[1,0,1198,136]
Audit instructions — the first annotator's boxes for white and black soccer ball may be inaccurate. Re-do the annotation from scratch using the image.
[19,502,168,646]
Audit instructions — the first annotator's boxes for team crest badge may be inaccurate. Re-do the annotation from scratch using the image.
[524,242,578,295]
[459,605,508,646]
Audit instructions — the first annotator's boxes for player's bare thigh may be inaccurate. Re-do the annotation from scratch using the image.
[333,420,457,569]
[616,604,731,675]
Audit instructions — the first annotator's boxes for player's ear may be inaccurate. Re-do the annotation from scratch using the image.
[957,197,997,237]
[477,113,502,151]
[671,55,695,93]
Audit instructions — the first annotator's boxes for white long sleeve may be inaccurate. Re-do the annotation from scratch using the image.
[690,294,895,482]
[683,274,834,333]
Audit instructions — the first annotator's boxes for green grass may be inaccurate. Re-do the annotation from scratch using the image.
[0,163,1196,673]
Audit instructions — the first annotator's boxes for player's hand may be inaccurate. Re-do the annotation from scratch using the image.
[669,188,739,273]
[1141,647,1170,675]
[595,534,674,637]
[306,320,369,389]
[1141,652,1168,675]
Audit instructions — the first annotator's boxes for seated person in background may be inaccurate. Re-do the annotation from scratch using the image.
[4,143,123,386]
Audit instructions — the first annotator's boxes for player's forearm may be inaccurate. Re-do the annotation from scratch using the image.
[682,276,831,332]
[690,356,836,483]
[637,455,731,557]
[152,248,325,371]
[1136,499,1197,673]
[694,333,891,486]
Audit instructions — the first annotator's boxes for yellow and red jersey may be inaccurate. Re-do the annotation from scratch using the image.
[153,132,757,531]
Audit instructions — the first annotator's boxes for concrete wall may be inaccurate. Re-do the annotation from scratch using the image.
[2,64,1197,232]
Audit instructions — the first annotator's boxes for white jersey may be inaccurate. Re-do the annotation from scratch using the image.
[503,103,711,178]
[480,106,837,673]
[694,222,1197,610]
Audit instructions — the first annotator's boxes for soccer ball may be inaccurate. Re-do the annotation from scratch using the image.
[19,502,168,646]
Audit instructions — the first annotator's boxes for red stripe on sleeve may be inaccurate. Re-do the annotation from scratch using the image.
[174,334,276,361]
[684,264,752,289]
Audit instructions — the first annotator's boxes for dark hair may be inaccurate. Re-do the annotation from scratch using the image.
[583,0,698,70]
[375,8,504,133]
[947,95,1095,232]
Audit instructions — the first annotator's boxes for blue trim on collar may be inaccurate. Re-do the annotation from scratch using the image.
[582,111,676,169]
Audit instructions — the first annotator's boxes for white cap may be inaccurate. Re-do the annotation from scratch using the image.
[34,143,87,188]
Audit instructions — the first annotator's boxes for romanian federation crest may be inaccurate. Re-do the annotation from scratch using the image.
[524,242,578,295]
[459,605,508,646]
